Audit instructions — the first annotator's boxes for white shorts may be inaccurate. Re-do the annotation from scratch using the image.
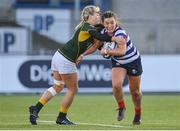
[51,51,77,74]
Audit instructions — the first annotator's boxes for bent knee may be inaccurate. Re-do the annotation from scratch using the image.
[113,83,123,90]
[53,84,64,93]
[53,79,65,93]
[67,85,78,95]
[130,89,142,98]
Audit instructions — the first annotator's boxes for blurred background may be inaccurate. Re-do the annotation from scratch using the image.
[0,0,180,93]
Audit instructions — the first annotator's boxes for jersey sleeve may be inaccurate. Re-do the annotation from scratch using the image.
[86,24,112,42]
[94,24,105,32]
[114,29,128,39]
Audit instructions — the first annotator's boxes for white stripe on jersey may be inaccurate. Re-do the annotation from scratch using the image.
[119,47,137,59]
[101,26,140,64]
[114,28,131,42]
[112,51,140,64]
[114,29,126,36]
[127,42,133,51]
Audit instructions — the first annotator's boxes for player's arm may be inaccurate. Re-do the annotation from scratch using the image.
[101,36,127,56]
[83,39,102,56]
[88,28,120,43]
[76,39,102,65]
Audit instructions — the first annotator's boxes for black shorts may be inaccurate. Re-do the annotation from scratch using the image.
[111,57,143,76]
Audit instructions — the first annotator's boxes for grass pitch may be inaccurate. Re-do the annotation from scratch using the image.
[0,94,180,130]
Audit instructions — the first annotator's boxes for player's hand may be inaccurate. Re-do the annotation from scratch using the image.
[76,55,83,65]
[100,48,107,55]
[101,48,111,59]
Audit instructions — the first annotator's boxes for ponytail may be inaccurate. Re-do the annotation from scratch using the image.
[75,20,84,30]
[75,5,100,30]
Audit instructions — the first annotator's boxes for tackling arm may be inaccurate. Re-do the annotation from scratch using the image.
[76,39,102,65]
[83,39,102,56]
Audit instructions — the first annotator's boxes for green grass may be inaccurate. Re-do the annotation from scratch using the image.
[0,94,180,130]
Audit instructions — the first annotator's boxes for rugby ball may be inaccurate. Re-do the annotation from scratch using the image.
[102,42,116,59]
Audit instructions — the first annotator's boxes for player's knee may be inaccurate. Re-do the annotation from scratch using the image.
[68,85,78,95]
[130,89,142,99]
[52,79,65,94]
[72,86,78,94]
[53,85,64,93]
[113,83,123,91]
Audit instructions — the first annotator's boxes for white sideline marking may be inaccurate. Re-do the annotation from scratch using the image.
[38,120,130,128]
[76,122,130,128]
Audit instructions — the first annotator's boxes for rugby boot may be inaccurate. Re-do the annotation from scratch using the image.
[56,116,75,125]
[29,105,38,125]
[132,114,141,125]
[117,108,126,121]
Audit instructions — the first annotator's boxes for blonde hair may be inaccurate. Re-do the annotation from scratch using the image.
[75,5,100,30]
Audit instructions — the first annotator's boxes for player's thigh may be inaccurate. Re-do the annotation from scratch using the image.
[128,76,141,91]
[52,71,64,92]
[61,73,78,89]
[112,67,127,86]
[53,71,62,80]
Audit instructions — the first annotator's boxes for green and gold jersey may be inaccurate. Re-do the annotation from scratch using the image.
[58,22,112,63]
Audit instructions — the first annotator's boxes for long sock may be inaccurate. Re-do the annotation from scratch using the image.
[60,106,68,114]
[58,112,67,118]
[57,106,68,118]
[135,107,141,115]
[118,100,125,109]
[35,99,46,113]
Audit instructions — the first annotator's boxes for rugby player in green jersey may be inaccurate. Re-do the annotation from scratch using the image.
[29,5,122,125]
